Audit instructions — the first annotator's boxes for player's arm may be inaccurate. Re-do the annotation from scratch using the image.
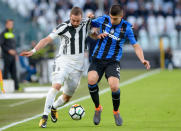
[86,14,99,40]
[20,23,67,57]
[86,14,107,39]
[132,43,150,70]
[127,25,150,70]
[89,28,99,39]
[20,36,52,57]
[89,28,108,40]
[89,16,108,39]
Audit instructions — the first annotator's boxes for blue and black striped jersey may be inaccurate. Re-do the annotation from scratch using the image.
[91,15,137,61]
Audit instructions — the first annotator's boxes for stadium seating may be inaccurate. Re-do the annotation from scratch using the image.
[0,0,180,50]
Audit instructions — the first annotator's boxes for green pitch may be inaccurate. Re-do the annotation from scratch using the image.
[1,69,181,131]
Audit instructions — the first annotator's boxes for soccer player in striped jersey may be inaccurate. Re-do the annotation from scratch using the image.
[87,5,150,126]
[20,7,95,128]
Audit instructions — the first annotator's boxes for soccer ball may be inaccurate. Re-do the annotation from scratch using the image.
[69,104,85,120]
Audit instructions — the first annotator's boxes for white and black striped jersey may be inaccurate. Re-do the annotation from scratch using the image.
[49,18,91,56]
[49,18,91,71]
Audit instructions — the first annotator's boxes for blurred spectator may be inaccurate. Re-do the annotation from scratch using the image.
[2,0,180,50]
[175,2,181,16]
[0,19,19,90]
[19,55,37,82]
[165,47,173,69]
[175,20,181,45]
[103,0,111,14]
[19,41,37,82]
[83,0,98,12]
[29,41,39,71]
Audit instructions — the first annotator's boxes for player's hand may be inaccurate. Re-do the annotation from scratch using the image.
[87,12,94,18]
[97,33,108,39]
[142,60,150,70]
[20,51,34,57]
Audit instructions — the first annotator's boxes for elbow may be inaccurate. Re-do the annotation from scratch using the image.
[133,44,142,50]
[41,37,51,45]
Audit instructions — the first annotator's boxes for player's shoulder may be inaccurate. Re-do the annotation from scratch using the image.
[94,15,108,20]
[103,14,109,18]
[101,15,110,20]
[122,19,132,27]
[55,20,69,30]
[123,19,132,27]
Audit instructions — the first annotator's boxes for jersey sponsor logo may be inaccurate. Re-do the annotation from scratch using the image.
[103,30,121,41]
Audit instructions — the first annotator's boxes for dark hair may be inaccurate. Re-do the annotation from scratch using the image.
[110,5,123,16]
[6,19,14,24]
[70,7,82,16]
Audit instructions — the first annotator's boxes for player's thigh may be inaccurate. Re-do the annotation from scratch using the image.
[63,71,82,97]
[88,61,104,84]
[105,61,120,80]
[51,64,70,90]
[105,62,120,91]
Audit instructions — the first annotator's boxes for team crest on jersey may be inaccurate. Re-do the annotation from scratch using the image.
[110,28,114,34]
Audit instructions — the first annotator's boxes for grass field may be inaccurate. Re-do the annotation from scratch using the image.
[1,69,181,131]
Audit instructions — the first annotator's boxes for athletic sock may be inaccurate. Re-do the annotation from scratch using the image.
[112,88,120,111]
[43,88,58,115]
[52,95,65,108]
[88,84,100,108]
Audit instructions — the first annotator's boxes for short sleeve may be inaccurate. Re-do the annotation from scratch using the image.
[91,16,105,27]
[85,18,92,36]
[126,25,137,45]
[49,23,68,40]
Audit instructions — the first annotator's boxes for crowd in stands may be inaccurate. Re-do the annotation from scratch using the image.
[1,0,181,50]
[0,0,180,85]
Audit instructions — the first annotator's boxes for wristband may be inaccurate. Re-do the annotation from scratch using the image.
[31,48,36,53]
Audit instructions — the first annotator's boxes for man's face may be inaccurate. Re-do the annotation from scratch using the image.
[6,21,14,30]
[70,14,82,28]
[109,14,122,25]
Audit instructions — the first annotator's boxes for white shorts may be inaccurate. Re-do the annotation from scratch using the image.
[52,61,82,96]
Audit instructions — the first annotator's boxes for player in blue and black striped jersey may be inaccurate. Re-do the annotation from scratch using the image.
[87,5,150,126]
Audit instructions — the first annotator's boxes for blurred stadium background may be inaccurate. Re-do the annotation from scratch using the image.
[0,0,181,130]
[0,0,181,81]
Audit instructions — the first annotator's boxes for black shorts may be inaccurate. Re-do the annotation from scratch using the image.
[88,58,120,82]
